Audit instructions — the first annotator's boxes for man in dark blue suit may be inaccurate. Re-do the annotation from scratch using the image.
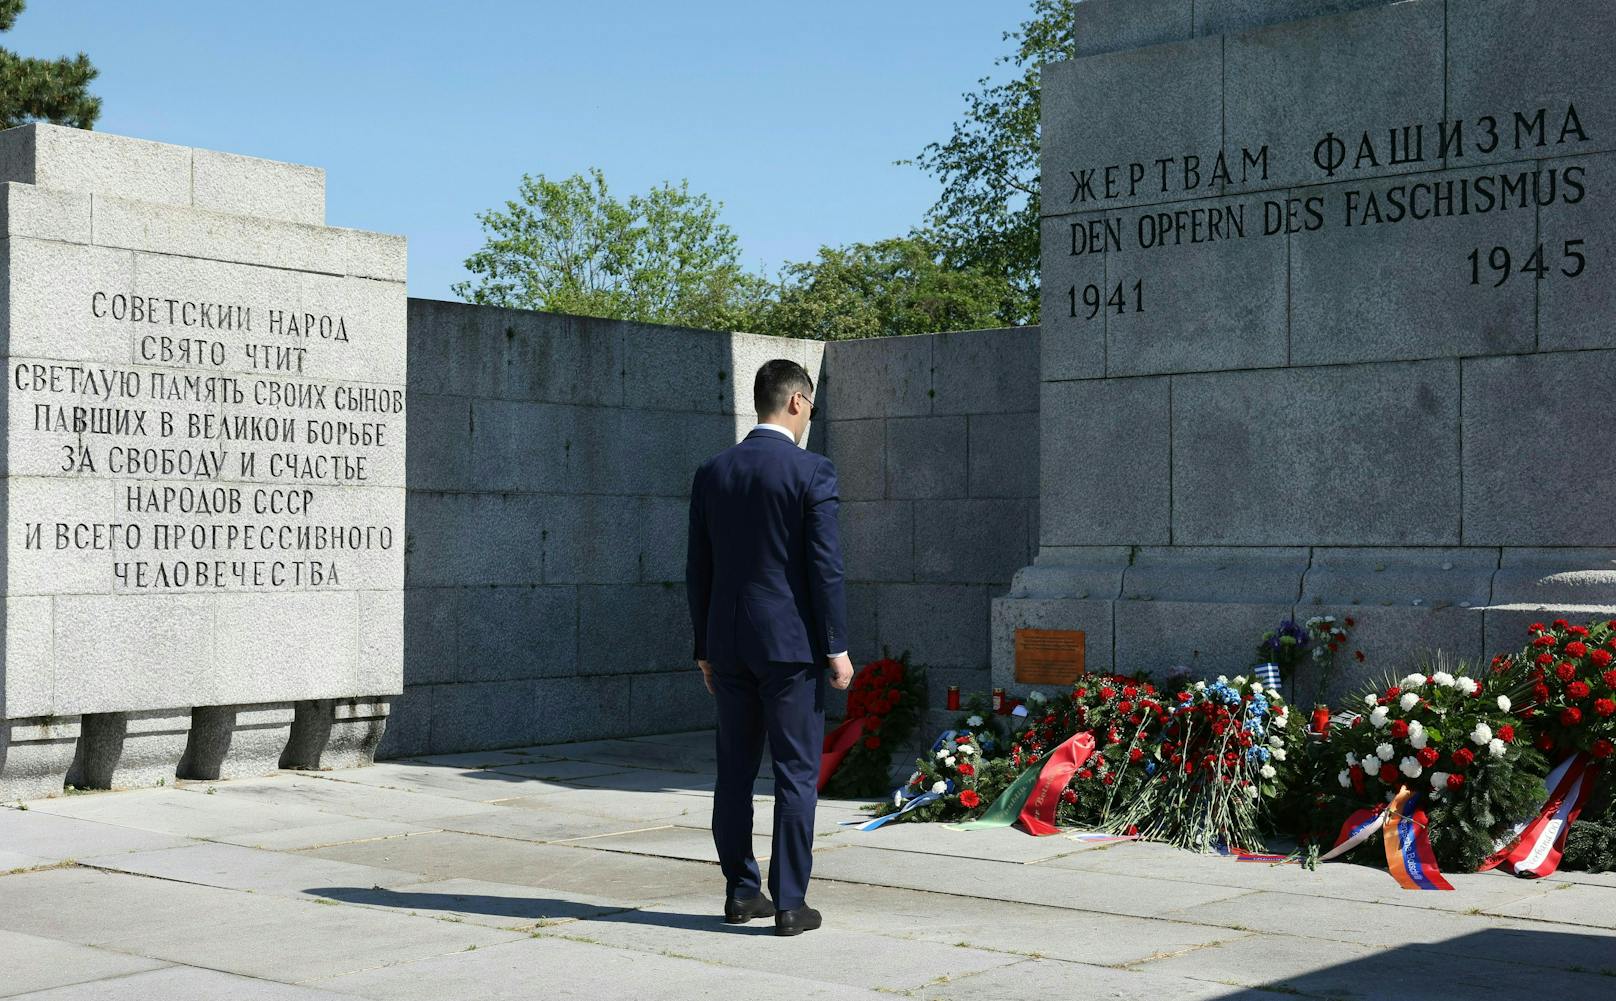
[686,358,852,937]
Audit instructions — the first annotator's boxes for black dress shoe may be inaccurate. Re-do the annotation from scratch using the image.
[774,904,822,937]
[724,893,776,924]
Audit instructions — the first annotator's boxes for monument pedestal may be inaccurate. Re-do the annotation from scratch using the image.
[179,703,297,781]
[281,697,391,771]
[67,710,193,790]
[0,716,80,801]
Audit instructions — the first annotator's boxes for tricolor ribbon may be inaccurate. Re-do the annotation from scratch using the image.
[1320,787,1451,890]
[946,731,1095,835]
[1481,753,1599,879]
[839,790,944,831]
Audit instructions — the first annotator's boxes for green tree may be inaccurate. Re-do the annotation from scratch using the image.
[0,0,100,130]
[751,232,1010,341]
[907,0,1078,325]
[453,168,768,331]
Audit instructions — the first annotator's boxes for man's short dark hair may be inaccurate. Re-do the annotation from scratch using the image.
[754,359,814,416]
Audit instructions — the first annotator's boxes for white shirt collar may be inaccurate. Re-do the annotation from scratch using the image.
[752,423,797,443]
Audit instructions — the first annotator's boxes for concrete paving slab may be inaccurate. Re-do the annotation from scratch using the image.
[802,879,1256,967]
[398,749,562,769]
[0,930,167,999]
[0,805,194,861]
[317,935,894,1001]
[914,957,1241,1001]
[520,766,718,794]
[5,967,355,1000]
[431,809,674,845]
[302,832,719,905]
[826,822,1100,864]
[85,841,431,898]
[22,787,381,843]
[0,867,522,983]
[308,876,633,930]
[810,845,1254,918]
[211,816,432,852]
[0,849,49,872]
[1482,882,1616,930]
[496,786,712,824]
[175,774,505,826]
[293,762,564,802]
[1133,927,1616,1000]
[555,824,766,864]
[507,738,719,774]
[473,758,639,783]
[540,897,1023,992]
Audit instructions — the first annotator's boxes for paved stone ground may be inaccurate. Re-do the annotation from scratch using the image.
[2,732,1614,1000]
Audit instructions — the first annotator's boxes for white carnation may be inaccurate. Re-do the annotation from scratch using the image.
[1269,735,1284,749]
[1410,730,1429,751]
[1345,752,1359,767]
[1376,743,1395,761]
[1259,764,1277,779]
[1399,692,1420,712]
[1251,681,1265,694]
[1195,681,1207,691]
[1029,690,1047,704]
[1233,675,1248,687]
[1338,769,1352,788]
[1432,671,1456,688]
[1362,754,1381,773]
[966,714,984,727]
[1488,738,1507,759]
[1470,723,1493,746]
[944,755,957,768]
[931,781,947,795]
[1272,747,1287,762]
[1363,693,1378,708]
[1245,785,1260,799]
[1273,712,1289,730]
[1399,756,1422,778]
[1457,677,1478,696]
[893,790,905,806]
[1370,706,1389,728]
[1401,673,1427,688]
[1430,771,1450,790]
[1496,696,1511,713]
[934,747,950,759]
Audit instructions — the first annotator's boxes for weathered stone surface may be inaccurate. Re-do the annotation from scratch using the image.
[884,416,967,498]
[639,495,690,583]
[0,929,168,997]
[930,327,1038,415]
[913,499,1030,584]
[966,411,1038,499]
[1483,548,1616,655]
[1072,0,1194,57]
[66,709,191,790]
[820,335,933,420]
[1105,194,1289,374]
[1540,153,1614,351]
[1224,0,1445,189]
[0,180,90,242]
[877,584,990,669]
[1115,600,1294,679]
[1446,0,1616,164]
[406,299,624,404]
[1462,351,1616,545]
[576,584,689,675]
[1042,38,1223,213]
[456,586,576,682]
[1040,377,1170,546]
[0,124,192,208]
[191,148,326,225]
[1172,361,1461,545]
[825,419,885,501]
[1039,214,1107,381]
[1290,167,1536,365]
[0,715,80,801]
[177,703,296,782]
[93,193,348,275]
[1195,0,1401,37]
[840,501,914,582]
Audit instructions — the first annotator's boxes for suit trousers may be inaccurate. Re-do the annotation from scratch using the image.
[710,658,826,911]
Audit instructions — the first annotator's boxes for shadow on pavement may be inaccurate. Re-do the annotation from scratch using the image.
[304,885,777,935]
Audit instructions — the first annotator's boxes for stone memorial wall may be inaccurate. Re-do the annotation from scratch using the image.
[0,125,407,799]
[995,0,1616,700]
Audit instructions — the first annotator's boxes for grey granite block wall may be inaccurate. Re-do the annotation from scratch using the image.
[387,320,1040,757]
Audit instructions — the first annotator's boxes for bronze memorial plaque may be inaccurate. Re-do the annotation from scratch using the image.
[1014,629,1086,686]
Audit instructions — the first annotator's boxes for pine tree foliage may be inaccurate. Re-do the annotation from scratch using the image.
[0,1,100,131]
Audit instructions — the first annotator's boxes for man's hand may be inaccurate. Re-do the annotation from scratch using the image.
[696,659,715,695]
[828,652,854,690]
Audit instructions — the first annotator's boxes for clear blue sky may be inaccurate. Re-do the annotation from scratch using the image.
[9,1,1027,300]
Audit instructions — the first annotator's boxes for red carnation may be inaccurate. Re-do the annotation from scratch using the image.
[1355,650,1366,662]
[1569,625,1590,637]
[1446,773,1466,790]
[1346,617,1356,627]
[1569,681,1592,700]
[863,735,881,749]
[1534,683,1552,702]
[1123,685,1138,699]
[957,761,975,776]
[1554,618,1570,628]
[1390,720,1410,739]
[1605,669,1616,688]
[1561,707,1583,727]
[1532,636,1557,648]
[1379,763,1400,783]
[1498,724,1516,743]
[1594,739,1615,760]
[1416,747,1440,768]
[1451,748,1475,770]
[1536,652,1555,666]
[956,734,971,744]
[1061,788,1078,804]
[958,789,981,808]
[1128,747,1143,763]
[1078,769,1093,781]
[1099,687,1116,700]
[1074,687,1087,698]
[1596,699,1616,718]
[1565,641,1589,658]
[1556,662,1577,681]
[888,690,902,704]
[1117,700,1134,715]
[1593,649,1614,668]
[1385,686,1403,701]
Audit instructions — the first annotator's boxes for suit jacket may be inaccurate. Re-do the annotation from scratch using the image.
[686,427,848,668]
